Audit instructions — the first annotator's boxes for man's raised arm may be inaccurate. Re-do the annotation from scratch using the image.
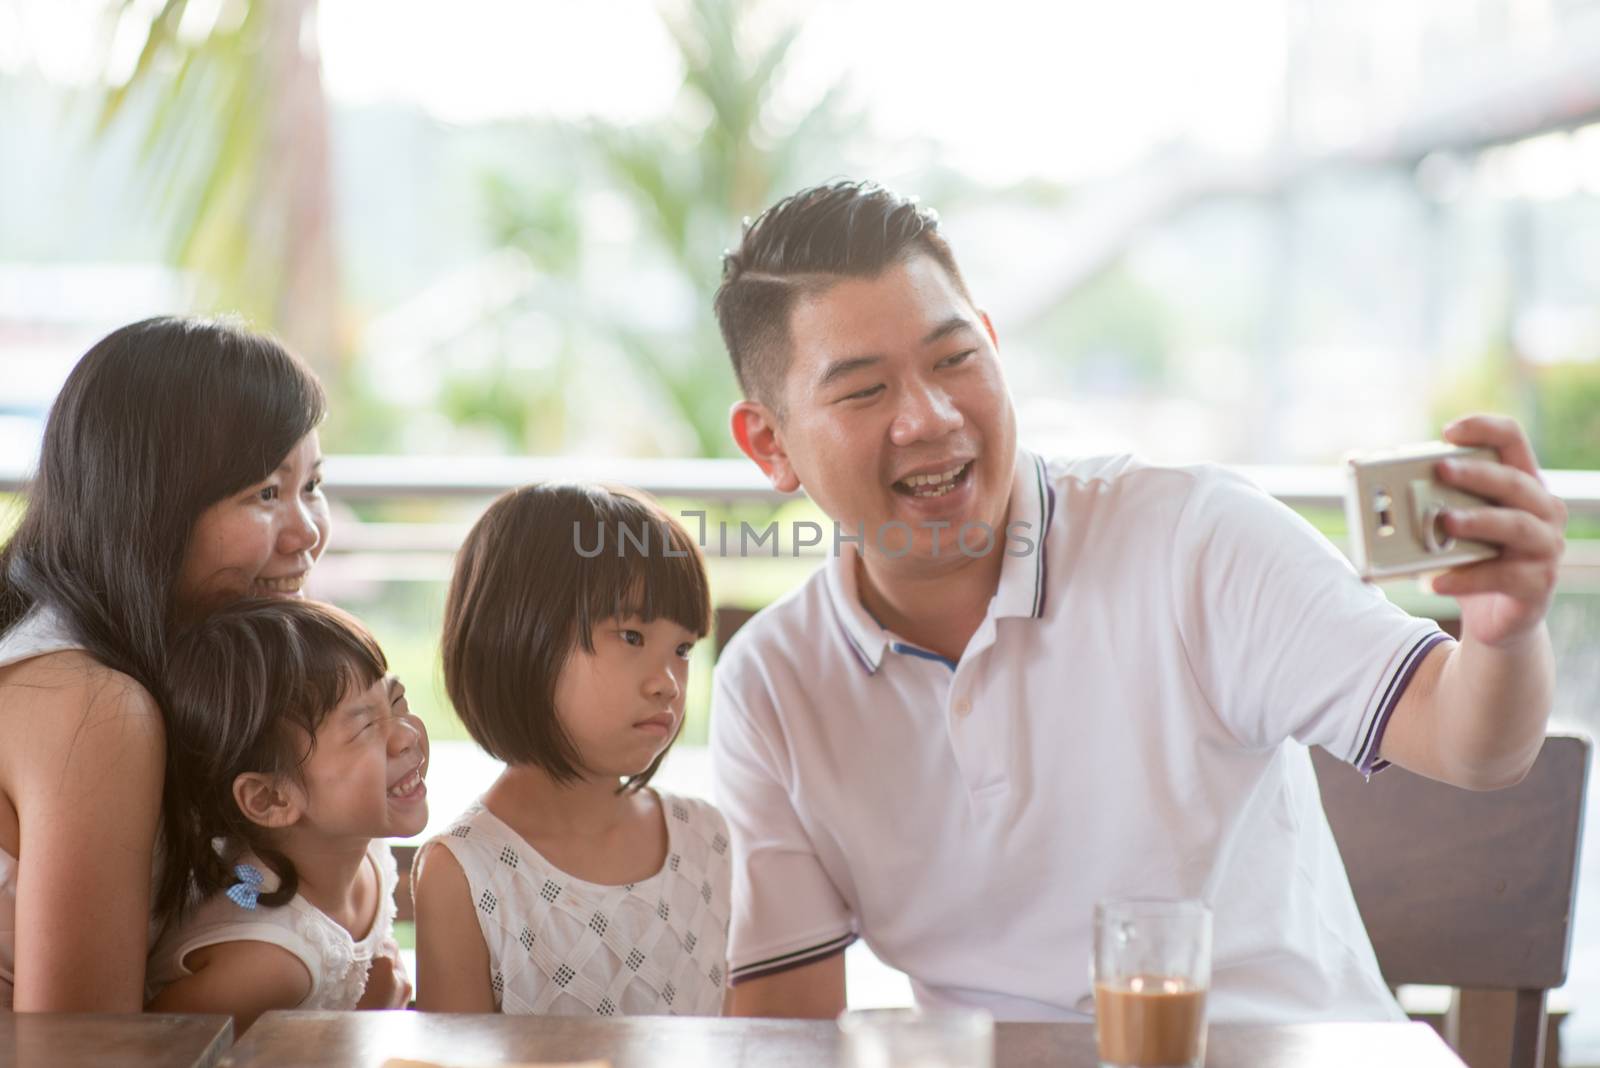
[1378,414,1565,790]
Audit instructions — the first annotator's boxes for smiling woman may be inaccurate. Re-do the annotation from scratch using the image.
[0,316,331,1011]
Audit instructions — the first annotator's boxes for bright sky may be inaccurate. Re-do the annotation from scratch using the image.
[6,0,1586,186]
[2,0,1291,184]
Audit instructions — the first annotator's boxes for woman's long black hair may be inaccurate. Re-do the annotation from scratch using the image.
[0,315,326,923]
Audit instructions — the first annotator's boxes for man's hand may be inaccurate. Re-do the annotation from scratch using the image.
[357,941,413,1010]
[1430,414,1567,647]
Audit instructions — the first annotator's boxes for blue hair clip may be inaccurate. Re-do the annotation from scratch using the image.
[225,863,265,911]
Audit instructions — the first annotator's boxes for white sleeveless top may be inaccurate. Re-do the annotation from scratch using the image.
[0,604,86,1010]
[145,840,400,1009]
[425,790,732,1017]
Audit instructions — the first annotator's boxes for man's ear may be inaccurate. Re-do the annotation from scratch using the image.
[233,772,303,830]
[730,399,801,494]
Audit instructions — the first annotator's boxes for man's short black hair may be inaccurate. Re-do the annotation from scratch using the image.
[714,179,973,412]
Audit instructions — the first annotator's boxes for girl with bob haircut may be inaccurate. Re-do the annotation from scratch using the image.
[146,598,429,1031]
[0,316,332,1010]
[414,483,731,1017]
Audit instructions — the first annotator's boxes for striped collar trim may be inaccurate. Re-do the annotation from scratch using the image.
[826,448,1058,674]
[826,544,889,674]
[991,449,1056,621]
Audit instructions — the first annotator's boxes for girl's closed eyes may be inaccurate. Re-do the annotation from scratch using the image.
[146,600,428,1032]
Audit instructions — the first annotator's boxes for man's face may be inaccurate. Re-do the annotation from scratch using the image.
[768,253,1018,565]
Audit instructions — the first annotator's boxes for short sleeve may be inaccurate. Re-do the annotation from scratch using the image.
[709,669,857,984]
[1171,467,1449,773]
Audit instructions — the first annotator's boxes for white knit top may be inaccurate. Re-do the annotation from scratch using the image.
[425,790,732,1016]
[145,839,400,1009]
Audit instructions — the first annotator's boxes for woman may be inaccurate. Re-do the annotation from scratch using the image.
[0,316,330,1010]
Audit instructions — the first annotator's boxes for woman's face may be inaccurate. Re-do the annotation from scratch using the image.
[176,432,331,608]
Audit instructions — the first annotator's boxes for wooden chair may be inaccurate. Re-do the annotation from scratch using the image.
[713,604,757,660]
[1311,735,1591,1068]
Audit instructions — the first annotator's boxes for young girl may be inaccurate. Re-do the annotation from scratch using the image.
[146,598,429,1030]
[413,483,730,1016]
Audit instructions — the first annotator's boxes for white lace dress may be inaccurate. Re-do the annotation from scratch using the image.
[145,839,400,1008]
[423,789,732,1016]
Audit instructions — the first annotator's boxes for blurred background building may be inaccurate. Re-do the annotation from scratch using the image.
[2,0,1598,1057]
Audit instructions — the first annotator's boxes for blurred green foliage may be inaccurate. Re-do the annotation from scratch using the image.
[470,0,869,458]
[1021,267,1175,388]
[1433,335,1600,468]
[96,0,342,372]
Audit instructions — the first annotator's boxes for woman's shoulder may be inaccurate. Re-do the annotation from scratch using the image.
[0,602,156,721]
[0,650,163,784]
[1,646,160,726]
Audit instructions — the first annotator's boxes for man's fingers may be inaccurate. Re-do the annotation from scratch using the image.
[1442,413,1542,480]
[1435,456,1562,522]
[1429,557,1558,600]
[1443,506,1565,558]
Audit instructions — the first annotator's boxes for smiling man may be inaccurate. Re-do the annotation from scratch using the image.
[706,181,1566,1023]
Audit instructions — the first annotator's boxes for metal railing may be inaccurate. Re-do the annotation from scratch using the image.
[5,455,1599,581]
[8,454,1598,510]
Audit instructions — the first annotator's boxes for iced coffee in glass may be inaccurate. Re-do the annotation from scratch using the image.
[1092,899,1212,1068]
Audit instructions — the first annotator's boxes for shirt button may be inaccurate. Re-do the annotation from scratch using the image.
[954,698,972,717]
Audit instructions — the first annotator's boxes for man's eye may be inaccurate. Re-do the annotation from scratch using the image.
[843,385,883,402]
[257,485,279,502]
[304,477,323,494]
[620,629,645,647]
[939,350,974,369]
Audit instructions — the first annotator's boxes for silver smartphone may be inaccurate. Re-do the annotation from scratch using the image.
[1344,443,1501,581]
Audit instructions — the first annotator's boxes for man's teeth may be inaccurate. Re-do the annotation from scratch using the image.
[387,768,423,798]
[899,463,967,497]
[253,575,305,594]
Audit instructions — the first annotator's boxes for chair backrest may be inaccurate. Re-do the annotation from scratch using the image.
[1310,734,1589,991]
[713,604,757,660]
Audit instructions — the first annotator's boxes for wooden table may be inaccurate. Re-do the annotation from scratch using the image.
[0,1013,232,1068]
[220,1012,1467,1067]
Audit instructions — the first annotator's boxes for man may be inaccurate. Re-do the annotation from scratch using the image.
[707,180,1566,1021]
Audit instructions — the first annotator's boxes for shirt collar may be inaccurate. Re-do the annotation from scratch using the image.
[825,448,1056,675]
[825,541,890,673]
[991,448,1056,621]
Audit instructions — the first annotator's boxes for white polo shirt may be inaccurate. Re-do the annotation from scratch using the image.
[710,448,1447,1022]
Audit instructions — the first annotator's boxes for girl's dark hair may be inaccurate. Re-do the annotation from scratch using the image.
[441,483,711,791]
[158,598,388,926]
[0,316,327,699]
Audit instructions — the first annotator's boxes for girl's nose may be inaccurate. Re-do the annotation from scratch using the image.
[646,661,683,703]
[389,714,425,757]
